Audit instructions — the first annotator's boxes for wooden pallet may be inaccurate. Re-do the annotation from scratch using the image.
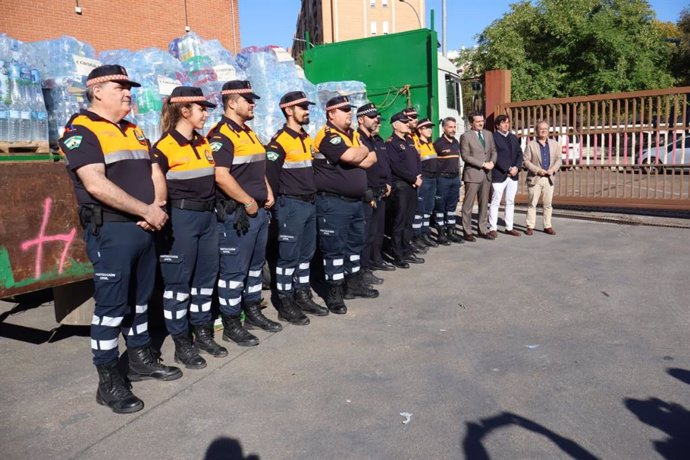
[0,141,51,154]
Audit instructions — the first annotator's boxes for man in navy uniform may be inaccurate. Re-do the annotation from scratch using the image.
[265,91,329,325]
[433,117,464,244]
[60,65,181,414]
[313,95,378,314]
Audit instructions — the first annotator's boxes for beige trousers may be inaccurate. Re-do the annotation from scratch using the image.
[526,176,554,229]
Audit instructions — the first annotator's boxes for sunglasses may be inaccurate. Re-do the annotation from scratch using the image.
[337,106,352,113]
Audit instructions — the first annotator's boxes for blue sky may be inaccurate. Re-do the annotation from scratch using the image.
[239,0,687,50]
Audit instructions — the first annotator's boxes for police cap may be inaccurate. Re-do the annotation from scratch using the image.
[86,64,141,88]
[417,118,433,129]
[325,95,355,111]
[221,80,260,100]
[402,107,418,119]
[356,103,380,118]
[390,111,410,124]
[168,86,217,108]
[280,91,315,109]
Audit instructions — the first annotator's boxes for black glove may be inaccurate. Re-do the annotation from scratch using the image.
[234,205,250,234]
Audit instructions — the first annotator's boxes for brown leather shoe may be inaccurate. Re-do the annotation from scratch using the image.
[488,230,498,238]
[505,229,521,236]
[544,227,556,235]
[478,232,496,240]
[525,228,534,236]
[464,234,476,242]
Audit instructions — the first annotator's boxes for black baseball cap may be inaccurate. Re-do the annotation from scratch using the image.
[326,95,355,111]
[356,103,380,118]
[390,111,411,124]
[221,80,260,100]
[279,91,315,109]
[86,64,140,88]
[402,107,418,119]
[168,86,217,108]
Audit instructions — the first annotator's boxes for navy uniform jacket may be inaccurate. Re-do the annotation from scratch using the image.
[492,131,523,182]
[358,128,391,189]
[385,133,420,185]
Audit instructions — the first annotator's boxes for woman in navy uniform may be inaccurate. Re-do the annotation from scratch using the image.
[412,118,440,249]
[153,86,227,370]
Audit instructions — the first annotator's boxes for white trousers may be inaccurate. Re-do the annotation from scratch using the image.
[489,178,518,231]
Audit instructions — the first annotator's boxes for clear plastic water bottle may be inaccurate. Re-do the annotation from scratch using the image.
[0,60,10,105]
[0,99,9,141]
[30,69,48,142]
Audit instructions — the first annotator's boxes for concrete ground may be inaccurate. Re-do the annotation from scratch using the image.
[1,213,689,460]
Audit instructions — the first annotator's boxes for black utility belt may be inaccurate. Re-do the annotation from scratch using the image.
[170,199,215,212]
[317,191,361,203]
[437,172,459,178]
[281,193,315,203]
[393,180,413,188]
[422,172,438,179]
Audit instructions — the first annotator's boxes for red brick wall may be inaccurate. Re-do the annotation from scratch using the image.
[2,0,241,53]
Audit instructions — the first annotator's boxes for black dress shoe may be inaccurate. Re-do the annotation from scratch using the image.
[405,254,425,264]
[371,261,396,272]
[392,258,410,269]
[478,232,496,240]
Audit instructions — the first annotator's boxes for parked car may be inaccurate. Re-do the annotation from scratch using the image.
[640,134,690,173]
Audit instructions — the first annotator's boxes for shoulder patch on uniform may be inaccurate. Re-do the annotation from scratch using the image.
[63,135,83,150]
[399,143,405,150]
[133,128,146,141]
[329,137,342,145]
[266,151,280,162]
[210,142,223,152]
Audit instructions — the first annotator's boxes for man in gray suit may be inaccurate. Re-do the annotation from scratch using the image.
[460,112,497,241]
[523,120,562,235]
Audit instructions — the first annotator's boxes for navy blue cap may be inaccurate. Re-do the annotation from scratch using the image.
[168,86,217,108]
[86,64,140,88]
[221,80,260,100]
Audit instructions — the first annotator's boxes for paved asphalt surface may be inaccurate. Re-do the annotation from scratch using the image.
[1,213,689,460]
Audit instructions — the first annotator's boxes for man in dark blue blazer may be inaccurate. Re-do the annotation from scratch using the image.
[489,114,523,237]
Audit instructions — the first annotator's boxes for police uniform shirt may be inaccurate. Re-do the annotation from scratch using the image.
[152,130,215,202]
[357,128,391,188]
[208,115,267,201]
[419,139,438,175]
[313,122,367,198]
[59,109,155,213]
[265,125,316,196]
[433,135,461,175]
[386,134,421,185]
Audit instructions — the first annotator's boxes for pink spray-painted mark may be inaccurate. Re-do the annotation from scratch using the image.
[20,198,77,279]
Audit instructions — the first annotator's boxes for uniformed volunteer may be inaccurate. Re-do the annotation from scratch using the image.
[153,86,227,370]
[59,65,181,414]
[265,91,329,325]
[412,118,440,249]
[356,103,395,281]
[385,111,425,269]
[313,95,378,314]
[403,107,421,151]
[433,117,464,244]
[209,80,282,347]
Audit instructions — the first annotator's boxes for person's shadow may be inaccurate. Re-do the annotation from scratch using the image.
[462,411,599,459]
[623,368,690,459]
[204,437,259,460]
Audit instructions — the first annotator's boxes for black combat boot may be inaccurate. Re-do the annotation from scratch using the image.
[361,269,384,285]
[220,312,259,346]
[436,227,451,246]
[412,237,429,252]
[127,345,183,381]
[193,324,229,357]
[96,360,144,414]
[171,333,207,369]
[422,232,438,247]
[243,300,283,332]
[277,293,310,325]
[294,288,329,316]
[447,226,465,244]
[326,283,347,314]
[344,273,379,299]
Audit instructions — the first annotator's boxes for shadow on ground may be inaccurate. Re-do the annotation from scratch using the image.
[205,436,260,460]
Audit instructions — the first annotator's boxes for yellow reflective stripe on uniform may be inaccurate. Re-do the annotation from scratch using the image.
[103,149,150,164]
[283,159,312,169]
[232,153,266,165]
[420,143,437,161]
[166,166,215,180]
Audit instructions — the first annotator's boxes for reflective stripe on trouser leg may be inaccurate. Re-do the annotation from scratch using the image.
[275,196,316,292]
[316,195,350,283]
[419,176,437,235]
[162,289,190,336]
[413,193,424,236]
[344,200,365,276]
[275,266,295,292]
[189,210,219,326]
[84,222,154,365]
[295,262,311,289]
[243,210,269,302]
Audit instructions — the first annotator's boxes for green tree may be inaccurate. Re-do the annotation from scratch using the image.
[672,8,690,85]
[474,0,676,101]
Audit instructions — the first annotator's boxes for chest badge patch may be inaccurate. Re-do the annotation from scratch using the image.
[266,151,280,162]
[63,136,83,150]
[329,137,342,145]
[210,142,223,152]
[133,128,146,141]
[204,148,214,164]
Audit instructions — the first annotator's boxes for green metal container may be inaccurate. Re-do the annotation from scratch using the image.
[304,29,440,139]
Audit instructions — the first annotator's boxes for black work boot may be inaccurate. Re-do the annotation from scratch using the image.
[361,269,384,285]
[412,236,429,252]
[344,273,379,299]
[436,227,451,246]
[193,324,228,358]
[447,226,465,244]
[96,360,144,414]
[422,233,438,247]
[243,300,283,332]
[277,293,310,325]
[326,283,347,314]
[171,333,207,369]
[220,313,259,347]
[294,288,329,316]
[127,345,183,382]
